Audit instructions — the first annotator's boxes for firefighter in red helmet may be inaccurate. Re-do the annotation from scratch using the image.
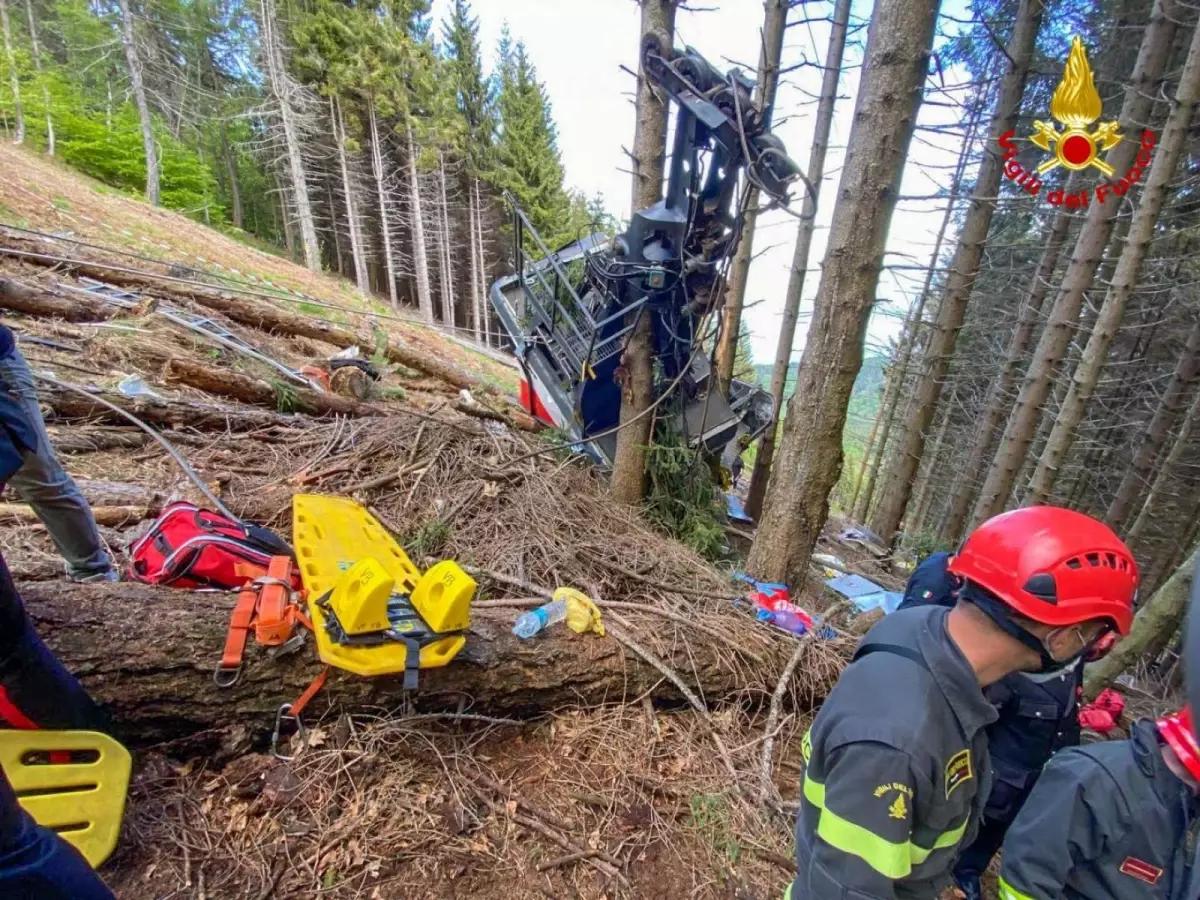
[788,507,1137,900]
[998,706,1200,900]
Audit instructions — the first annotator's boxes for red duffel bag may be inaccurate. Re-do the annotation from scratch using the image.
[129,501,298,590]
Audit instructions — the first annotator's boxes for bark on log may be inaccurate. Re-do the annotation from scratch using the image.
[0,503,155,527]
[0,240,487,394]
[0,276,119,322]
[162,358,384,419]
[39,386,304,431]
[21,580,782,751]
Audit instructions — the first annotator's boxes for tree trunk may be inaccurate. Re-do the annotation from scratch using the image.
[220,123,243,230]
[117,0,159,206]
[1025,28,1200,505]
[910,391,954,537]
[438,151,457,326]
[857,96,985,527]
[744,0,851,522]
[259,0,319,270]
[610,0,678,506]
[0,0,22,146]
[712,0,788,398]
[324,174,344,275]
[849,373,886,519]
[475,180,489,344]
[365,99,398,309]
[405,118,435,322]
[274,167,297,263]
[1083,542,1198,699]
[939,207,1074,544]
[162,358,383,418]
[746,0,939,584]
[469,180,482,341]
[1105,319,1200,531]
[0,276,118,321]
[22,0,49,155]
[333,95,370,295]
[972,0,1179,525]
[21,580,787,749]
[1125,384,1200,549]
[868,0,1045,543]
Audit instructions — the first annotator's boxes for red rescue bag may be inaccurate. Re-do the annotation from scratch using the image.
[129,501,297,590]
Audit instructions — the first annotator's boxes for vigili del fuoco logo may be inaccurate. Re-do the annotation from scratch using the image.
[998,36,1155,208]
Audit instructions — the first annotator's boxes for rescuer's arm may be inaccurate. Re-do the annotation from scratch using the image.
[802,740,923,900]
[998,752,1125,900]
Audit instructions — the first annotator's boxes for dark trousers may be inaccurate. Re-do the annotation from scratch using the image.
[0,554,115,898]
[953,786,1031,888]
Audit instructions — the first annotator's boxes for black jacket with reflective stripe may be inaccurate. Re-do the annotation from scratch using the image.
[1000,719,1196,900]
[898,553,1082,808]
[792,606,997,900]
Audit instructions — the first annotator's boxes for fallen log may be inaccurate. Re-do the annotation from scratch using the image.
[0,276,118,322]
[162,358,384,419]
[0,240,489,395]
[21,580,786,751]
[0,503,155,528]
[39,385,308,432]
[46,427,152,454]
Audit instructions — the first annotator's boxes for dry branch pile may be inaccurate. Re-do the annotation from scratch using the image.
[0,235,857,898]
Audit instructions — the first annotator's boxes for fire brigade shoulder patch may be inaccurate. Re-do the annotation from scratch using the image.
[1119,858,1163,885]
[944,749,973,798]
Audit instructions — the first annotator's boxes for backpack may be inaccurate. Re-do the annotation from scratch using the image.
[129,502,297,590]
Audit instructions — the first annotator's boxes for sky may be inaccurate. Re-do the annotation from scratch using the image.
[431,0,977,365]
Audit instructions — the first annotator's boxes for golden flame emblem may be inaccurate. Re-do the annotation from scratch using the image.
[1030,36,1122,176]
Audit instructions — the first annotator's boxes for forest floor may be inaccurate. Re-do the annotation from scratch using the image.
[0,143,916,899]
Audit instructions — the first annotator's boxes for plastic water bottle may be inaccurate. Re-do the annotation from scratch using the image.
[513,599,568,639]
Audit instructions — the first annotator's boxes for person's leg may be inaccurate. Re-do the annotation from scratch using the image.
[0,765,116,900]
[0,350,113,580]
[953,814,1011,899]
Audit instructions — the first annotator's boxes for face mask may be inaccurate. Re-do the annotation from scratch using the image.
[1020,656,1082,683]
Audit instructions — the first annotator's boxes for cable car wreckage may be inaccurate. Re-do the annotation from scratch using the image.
[4,42,802,868]
[490,36,802,469]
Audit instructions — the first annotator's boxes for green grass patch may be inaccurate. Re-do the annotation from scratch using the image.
[688,793,741,863]
[51,195,73,212]
[406,518,451,559]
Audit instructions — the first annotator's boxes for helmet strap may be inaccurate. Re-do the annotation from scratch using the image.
[963,584,1074,673]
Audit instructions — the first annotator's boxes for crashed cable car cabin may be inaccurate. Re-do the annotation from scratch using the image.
[490,36,801,468]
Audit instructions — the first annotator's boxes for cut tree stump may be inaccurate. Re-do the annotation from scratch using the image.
[163,358,383,418]
[20,580,783,752]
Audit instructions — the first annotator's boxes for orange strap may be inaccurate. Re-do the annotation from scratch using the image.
[215,557,304,686]
[289,666,330,719]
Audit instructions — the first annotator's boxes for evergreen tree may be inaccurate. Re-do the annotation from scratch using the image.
[494,37,569,244]
[442,0,493,173]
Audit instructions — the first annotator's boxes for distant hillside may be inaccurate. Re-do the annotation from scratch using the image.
[753,353,886,443]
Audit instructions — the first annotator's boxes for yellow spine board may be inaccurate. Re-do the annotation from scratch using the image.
[292,494,473,676]
[0,729,132,868]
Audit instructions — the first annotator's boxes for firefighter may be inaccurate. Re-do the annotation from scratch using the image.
[998,708,1200,900]
[895,550,1107,900]
[788,506,1137,900]
[0,388,116,898]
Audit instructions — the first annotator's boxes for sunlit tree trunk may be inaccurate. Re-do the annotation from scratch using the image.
[333,94,369,294]
[869,0,1045,543]
[367,98,400,309]
[744,0,851,520]
[220,123,243,229]
[405,117,434,322]
[117,0,159,205]
[747,0,939,584]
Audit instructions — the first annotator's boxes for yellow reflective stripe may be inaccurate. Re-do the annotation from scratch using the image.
[998,877,1036,900]
[803,773,967,879]
[782,883,793,900]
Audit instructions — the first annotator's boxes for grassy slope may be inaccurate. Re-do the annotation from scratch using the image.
[0,143,517,391]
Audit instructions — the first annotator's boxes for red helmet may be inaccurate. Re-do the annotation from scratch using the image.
[948,506,1137,635]
[1157,708,1200,782]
